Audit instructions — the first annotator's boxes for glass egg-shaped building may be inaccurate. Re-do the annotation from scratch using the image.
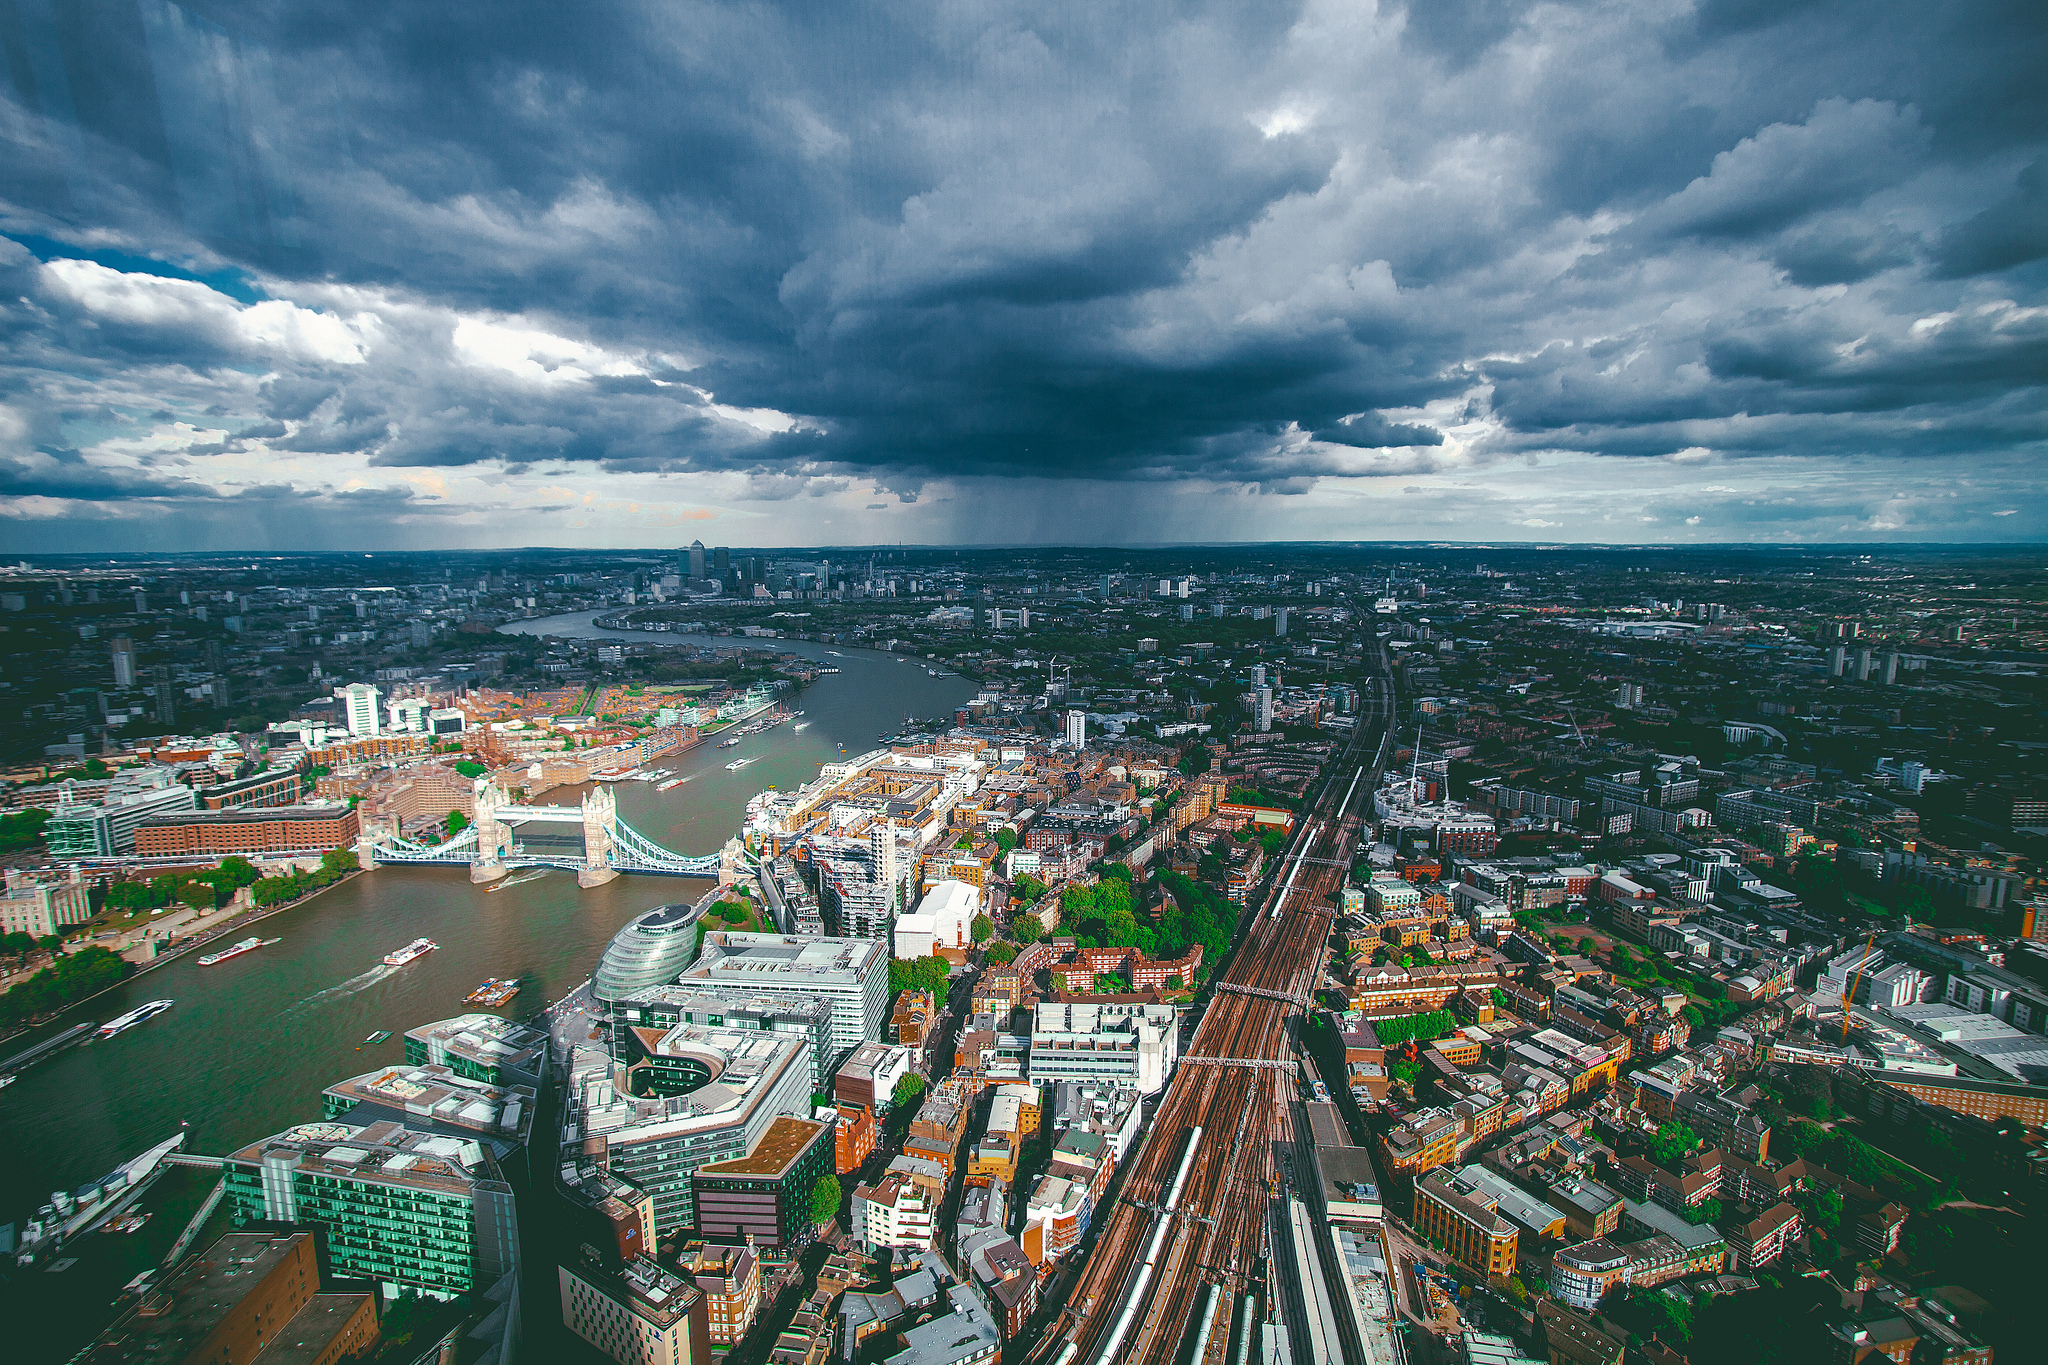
[593,901,703,1004]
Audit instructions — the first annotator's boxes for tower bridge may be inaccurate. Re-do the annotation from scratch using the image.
[361,781,724,887]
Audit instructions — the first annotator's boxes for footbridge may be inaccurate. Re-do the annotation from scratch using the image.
[361,781,724,888]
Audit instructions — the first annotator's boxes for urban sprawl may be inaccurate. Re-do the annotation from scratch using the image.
[0,542,2044,1365]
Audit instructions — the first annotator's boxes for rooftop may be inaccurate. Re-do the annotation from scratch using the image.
[696,1115,828,1179]
[684,931,886,988]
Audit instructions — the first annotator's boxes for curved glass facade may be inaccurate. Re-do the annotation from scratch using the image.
[593,902,703,1004]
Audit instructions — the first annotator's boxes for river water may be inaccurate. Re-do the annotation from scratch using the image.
[0,612,977,1223]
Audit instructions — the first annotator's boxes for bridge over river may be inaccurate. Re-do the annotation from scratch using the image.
[361,780,727,886]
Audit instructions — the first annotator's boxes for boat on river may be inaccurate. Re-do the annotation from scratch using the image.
[464,978,521,1007]
[95,1000,174,1039]
[198,936,279,966]
[381,938,437,967]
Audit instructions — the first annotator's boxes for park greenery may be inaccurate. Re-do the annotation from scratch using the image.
[889,954,952,1012]
[251,848,360,907]
[1649,1120,1699,1165]
[984,940,1017,965]
[1370,1009,1455,1047]
[0,808,49,853]
[0,944,133,1029]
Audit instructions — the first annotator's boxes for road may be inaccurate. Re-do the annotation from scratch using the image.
[1027,639,1396,1365]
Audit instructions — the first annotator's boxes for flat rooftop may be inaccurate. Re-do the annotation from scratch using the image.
[696,1115,827,1179]
[324,1063,534,1145]
[405,1013,547,1073]
[684,932,885,987]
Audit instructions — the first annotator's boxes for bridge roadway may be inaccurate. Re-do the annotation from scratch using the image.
[1032,644,1394,1365]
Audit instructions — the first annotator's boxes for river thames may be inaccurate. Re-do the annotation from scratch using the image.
[0,612,977,1222]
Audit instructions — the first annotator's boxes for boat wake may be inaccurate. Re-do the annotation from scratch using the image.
[487,869,551,892]
[291,964,399,1012]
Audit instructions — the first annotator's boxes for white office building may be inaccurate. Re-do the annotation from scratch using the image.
[1029,1001,1179,1095]
[673,932,889,1068]
[343,683,382,737]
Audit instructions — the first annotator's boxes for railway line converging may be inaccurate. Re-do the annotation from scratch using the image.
[1031,645,1395,1365]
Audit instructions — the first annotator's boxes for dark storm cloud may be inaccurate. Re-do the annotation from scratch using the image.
[0,0,2042,541]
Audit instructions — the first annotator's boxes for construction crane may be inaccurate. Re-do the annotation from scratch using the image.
[1839,932,1878,1043]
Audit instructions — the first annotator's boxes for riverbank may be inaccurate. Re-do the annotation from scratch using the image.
[0,870,365,1055]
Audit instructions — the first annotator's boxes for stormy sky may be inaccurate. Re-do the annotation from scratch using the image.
[0,0,2042,550]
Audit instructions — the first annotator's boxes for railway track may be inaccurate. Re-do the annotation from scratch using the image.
[1033,642,1394,1365]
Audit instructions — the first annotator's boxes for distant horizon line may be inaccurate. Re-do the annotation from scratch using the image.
[7,538,2048,560]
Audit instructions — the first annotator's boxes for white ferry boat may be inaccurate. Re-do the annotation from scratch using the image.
[95,1000,175,1039]
[792,722,811,732]
[197,936,279,966]
[381,938,438,968]
[591,765,639,782]
[724,757,759,771]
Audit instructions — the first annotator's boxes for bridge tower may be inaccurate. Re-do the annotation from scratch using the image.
[578,783,620,888]
[470,779,512,883]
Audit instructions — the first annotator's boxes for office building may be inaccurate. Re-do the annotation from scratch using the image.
[560,1254,712,1365]
[45,781,198,857]
[592,902,707,1004]
[343,683,382,737]
[109,635,136,688]
[223,1119,520,1298]
[563,1026,811,1234]
[403,1013,549,1089]
[134,805,361,858]
[1065,708,1087,748]
[612,985,836,1094]
[321,1061,535,1182]
[0,871,93,938]
[74,1230,380,1365]
[1028,1001,1179,1095]
[1412,1169,1519,1278]
[674,932,889,1067]
[691,1115,833,1249]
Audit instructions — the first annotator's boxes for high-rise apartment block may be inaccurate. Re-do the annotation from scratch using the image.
[1065,709,1087,749]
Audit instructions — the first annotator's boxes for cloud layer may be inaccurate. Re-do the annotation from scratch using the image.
[0,0,2042,548]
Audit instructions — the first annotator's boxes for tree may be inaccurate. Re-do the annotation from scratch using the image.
[809,1174,842,1225]
[893,1073,927,1108]
[454,760,487,778]
[104,880,164,911]
[1014,874,1049,904]
[1013,913,1044,944]
[994,828,1018,853]
[0,931,35,959]
[1685,1198,1723,1226]
[1650,1121,1699,1165]
[216,856,260,889]
[986,941,1018,965]
[716,900,750,924]
[971,914,994,943]
[446,810,471,837]
[176,880,217,911]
